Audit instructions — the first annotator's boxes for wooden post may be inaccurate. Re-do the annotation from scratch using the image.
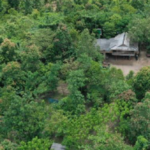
[104,52,106,60]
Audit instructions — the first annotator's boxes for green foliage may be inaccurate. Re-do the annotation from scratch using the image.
[131,0,148,10]
[126,70,134,80]
[100,99,132,136]
[0,0,148,149]
[18,137,52,150]
[24,0,33,14]
[133,66,150,99]
[0,39,17,63]
[84,59,106,104]
[1,61,60,98]
[29,28,54,53]
[134,136,149,150]
[76,29,102,61]
[103,67,125,102]
[39,12,64,29]
[108,81,131,100]
[1,61,23,88]
[47,104,133,149]
[3,16,34,41]
[103,22,116,38]
[64,69,86,113]
[0,0,3,12]
[44,109,69,137]
[107,67,124,83]
[60,54,105,112]
[0,139,18,150]
[1,98,46,142]
[128,16,150,54]
[19,45,42,71]
[0,88,17,115]
[7,0,19,9]
[126,70,134,86]
[80,126,133,150]
[60,58,80,80]
[129,92,150,143]
[51,24,74,61]
[62,109,103,149]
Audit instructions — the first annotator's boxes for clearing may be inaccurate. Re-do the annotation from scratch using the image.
[107,51,150,76]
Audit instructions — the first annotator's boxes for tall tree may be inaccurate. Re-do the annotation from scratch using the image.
[0,39,17,63]
[24,0,33,14]
[1,98,46,142]
[76,29,102,61]
[133,66,150,99]
[129,92,150,144]
[0,0,3,12]
[7,0,19,10]
[50,24,74,62]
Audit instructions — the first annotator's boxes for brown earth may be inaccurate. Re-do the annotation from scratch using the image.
[106,51,150,76]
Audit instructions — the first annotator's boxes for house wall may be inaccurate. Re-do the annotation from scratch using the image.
[112,50,136,56]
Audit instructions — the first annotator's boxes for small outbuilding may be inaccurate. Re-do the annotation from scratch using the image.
[96,32,139,57]
[50,143,66,150]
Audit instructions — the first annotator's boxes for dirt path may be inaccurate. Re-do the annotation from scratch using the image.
[107,51,150,76]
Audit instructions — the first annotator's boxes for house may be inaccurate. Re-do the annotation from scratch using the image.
[50,143,66,150]
[96,33,139,57]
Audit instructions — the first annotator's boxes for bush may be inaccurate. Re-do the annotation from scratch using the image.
[129,93,150,143]
[134,136,149,150]
[18,137,52,150]
[133,67,150,99]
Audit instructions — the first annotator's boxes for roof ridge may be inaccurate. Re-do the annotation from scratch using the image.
[122,32,126,45]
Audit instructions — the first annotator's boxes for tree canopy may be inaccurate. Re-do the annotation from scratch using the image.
[0,0,150,149]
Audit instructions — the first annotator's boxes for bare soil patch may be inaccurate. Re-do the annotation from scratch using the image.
[106,51,150,76]
[57,81,69,96]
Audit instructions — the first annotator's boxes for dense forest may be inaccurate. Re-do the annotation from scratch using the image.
[0,0,150,149]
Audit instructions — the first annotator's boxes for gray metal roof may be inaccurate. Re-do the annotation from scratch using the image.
[114,33,125,47]
[96,38,114,51]
[51,143,66,150]
[96,32,138,52]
